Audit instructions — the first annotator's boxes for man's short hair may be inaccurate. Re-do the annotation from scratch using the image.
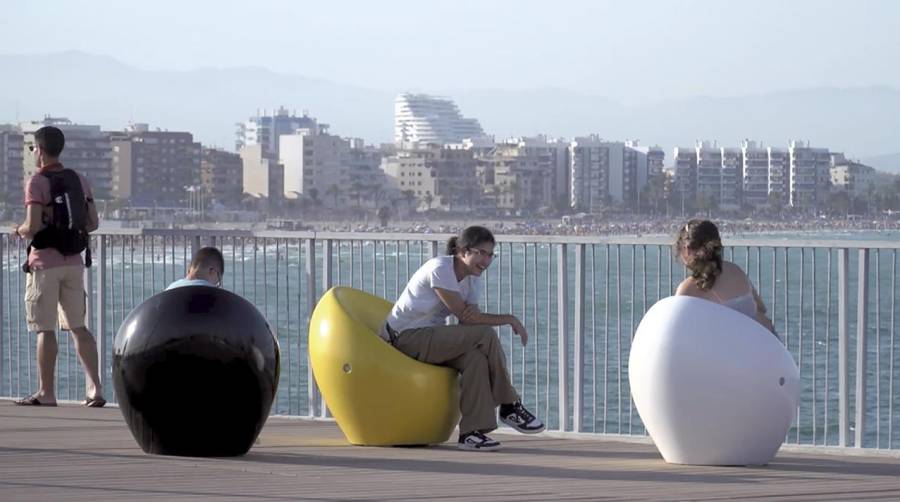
[190,246,225,275]
[34,126,65,157]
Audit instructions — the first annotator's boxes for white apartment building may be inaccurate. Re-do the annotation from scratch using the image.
[569,137,652,211]
[741,140,769,210]
[394,93,485,147]
[240,144,283,201]
[279,131,350,205]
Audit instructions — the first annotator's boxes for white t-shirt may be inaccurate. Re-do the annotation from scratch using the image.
[166,278,217,290]
[386,255,482,333]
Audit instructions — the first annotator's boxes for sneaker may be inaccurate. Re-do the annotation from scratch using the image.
[499,400,545,434]
[457,431,502,451]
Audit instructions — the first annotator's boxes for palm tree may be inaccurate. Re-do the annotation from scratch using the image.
[402,190,417,212]
[325,184,341,208]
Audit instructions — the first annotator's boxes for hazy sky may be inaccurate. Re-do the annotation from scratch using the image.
[2,0,899,103]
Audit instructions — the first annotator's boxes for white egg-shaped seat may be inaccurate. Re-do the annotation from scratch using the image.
[629,296,800,465]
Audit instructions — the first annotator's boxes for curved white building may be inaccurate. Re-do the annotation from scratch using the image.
[394,93,485,146]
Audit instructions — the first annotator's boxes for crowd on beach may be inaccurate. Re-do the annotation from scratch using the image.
[313,216,900,237]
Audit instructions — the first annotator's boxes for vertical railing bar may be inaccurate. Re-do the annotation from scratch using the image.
[825,248,832,445]
[253,237,258,307]
[604,244,610,433]
[395,240,401,300]
[855,248,869,448]
[521,243,527,392]
[812,247,818,444]
[629,244,636,434]
[875,249,881,448]
[508,243,514,378]
[616,245,622,432]
[96,236,107,392]
[263,238,269,320]
[573,243,585,433]
[295,237,303,415]
[545,244,551,423]
[590,245,597,432]
[0,236,5,396]
[838,247,849,447]
[798,247,804,443]
[532,244,539,411]
[274,240,281,413]
[286,239,292,415]
[889,250,896,449]
[371,239,377,295]
[305,238,319,417]
[556,243,569,432]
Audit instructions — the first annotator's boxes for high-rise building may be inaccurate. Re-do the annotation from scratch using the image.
[201,147,243,208]
[767,147,789,208]
[741,140,769,210]
[382,145,478,211]
[570,137,654,212]
[394,94,485,147]
[0,125,24,207]
[279,130,350,205]
[236,106,320,158]
[20,117,113,199]
[240,144,283,205]
[720,146,742,211]
[788,140,831,210]
[695,141,723,208]
[110,124,201,204]
[672,147,698,205]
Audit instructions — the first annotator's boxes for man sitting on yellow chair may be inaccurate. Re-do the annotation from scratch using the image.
[380,226,545,451]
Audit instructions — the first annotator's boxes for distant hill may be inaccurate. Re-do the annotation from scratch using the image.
[860,152,900,174]
[1,51,898,161]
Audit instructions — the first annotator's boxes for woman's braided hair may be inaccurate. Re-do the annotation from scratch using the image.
[446,225,495,256]
[674,219,723,291]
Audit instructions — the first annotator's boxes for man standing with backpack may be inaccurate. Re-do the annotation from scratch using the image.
[11,126,105,407]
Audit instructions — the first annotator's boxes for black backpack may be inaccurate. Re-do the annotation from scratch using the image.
[24,168,93,271]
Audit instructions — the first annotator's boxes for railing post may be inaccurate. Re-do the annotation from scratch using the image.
[320,238,333,418]
[838,248,849,447]
[97,235,107,387]
[305,238,321,418]
[0,236,4,394]
[430,240,439,258]
[191,235,201,258]
[855,248,869,447]
[556,243,569,432]
[573,244,586,433]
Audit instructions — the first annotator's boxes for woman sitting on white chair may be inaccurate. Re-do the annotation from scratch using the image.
[674,219,777,336]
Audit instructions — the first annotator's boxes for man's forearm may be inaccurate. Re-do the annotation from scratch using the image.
[461,312,514,327]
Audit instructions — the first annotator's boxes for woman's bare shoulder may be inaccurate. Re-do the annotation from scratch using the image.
[675,277,702,297]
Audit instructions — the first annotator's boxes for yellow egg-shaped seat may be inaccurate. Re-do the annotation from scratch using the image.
[309,286,461,446]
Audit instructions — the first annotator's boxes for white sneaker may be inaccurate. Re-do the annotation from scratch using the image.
[457,431,502,451]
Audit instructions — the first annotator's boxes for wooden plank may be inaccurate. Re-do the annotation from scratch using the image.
[1,401,899,501]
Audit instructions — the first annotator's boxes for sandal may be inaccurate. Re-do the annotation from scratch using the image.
[83,397,107,408]
[15,395,57,407]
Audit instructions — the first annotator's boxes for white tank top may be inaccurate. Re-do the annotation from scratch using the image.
[710,277,757,319]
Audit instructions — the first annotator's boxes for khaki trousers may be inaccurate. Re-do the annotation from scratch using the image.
[393,324,519,435]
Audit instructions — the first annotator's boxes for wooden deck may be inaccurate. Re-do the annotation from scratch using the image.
[1,401,899,501]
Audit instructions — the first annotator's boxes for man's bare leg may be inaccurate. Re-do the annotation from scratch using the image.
[71,327,103,401]
[34,331,58,403]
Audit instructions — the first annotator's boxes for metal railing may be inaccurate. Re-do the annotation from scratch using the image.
[1,229,898,450]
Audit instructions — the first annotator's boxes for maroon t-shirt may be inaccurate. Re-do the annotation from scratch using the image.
[24,163,94,270]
